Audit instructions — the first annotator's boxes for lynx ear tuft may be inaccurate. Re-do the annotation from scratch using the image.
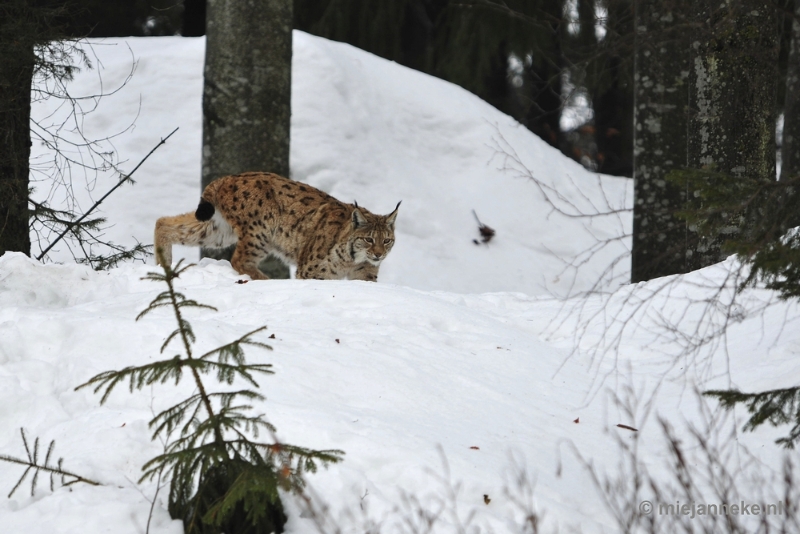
[352,206,368,228]
[386,201,401,227]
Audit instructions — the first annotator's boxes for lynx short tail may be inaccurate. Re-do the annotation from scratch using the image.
[195,200,215,221]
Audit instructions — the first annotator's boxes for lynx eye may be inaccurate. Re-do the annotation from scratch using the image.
[384,239,392,244]
[363,237,374,244]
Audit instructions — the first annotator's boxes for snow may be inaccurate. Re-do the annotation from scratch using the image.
[1,32,798,533]
[29,33,631,297]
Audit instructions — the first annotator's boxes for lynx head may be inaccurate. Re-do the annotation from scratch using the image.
[350,201,400,266]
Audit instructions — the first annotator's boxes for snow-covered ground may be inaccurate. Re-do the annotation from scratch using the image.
[1,32,798,533]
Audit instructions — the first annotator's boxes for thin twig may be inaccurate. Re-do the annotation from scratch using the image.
[36,127,179,261]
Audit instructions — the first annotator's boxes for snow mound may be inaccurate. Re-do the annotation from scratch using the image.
[30,32,631,297]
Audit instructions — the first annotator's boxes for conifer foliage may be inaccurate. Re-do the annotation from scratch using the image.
[0,428,100,498]
[76,256,343,533]
[667,167,800,448]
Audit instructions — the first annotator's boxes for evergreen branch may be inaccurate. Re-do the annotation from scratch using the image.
[76,356,187,403]
[76,242,152,271]
[195,359,273,387]
[705,386,800,448]
[137,292,216,322]
[148,390,268,441]
[141,441,229,484]
[149,393,206,439]
[0,429,100,497]
[160,319,197,353]
[36,127,179,261]
[197,326,272,364]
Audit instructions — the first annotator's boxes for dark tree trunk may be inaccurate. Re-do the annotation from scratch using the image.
[523,58,564,149]
[632,0,780,281]
[523,8,564,151]
[592,0,634,177]
[631,0,692,282]
[686,0,780,270]
[782,0,800,181]
[182,0,207,36]
[201,0,293,278]
[0,3,35,257]
[593,56,633,177]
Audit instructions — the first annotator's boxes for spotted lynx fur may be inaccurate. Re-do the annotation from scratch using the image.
[154,172,399,281]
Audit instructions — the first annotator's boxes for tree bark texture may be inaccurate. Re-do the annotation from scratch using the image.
[781,0,800,181]
[0,3,35,257]
[686,0,779,270]
[201,0,292,278]
[632,0,780,281]
[632,0,692,282]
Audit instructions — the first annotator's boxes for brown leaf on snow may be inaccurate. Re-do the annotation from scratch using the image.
[269,334,276,339]
[472,210,496,244]
[470,446,480,450]
[573,418,579,424]
[617,424,638,432]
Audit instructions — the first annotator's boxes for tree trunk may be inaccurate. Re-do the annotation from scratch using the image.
[632,0,780,281]
[631,0,692,282]
[593,55,634,177]
[0,4,35,257]
[593,0,635,177]
[182,0,207,37]
[201,0,293,278]
[686,0,780,270]
[782,0,800,181]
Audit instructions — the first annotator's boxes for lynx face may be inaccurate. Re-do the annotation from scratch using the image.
[350,208,397,266]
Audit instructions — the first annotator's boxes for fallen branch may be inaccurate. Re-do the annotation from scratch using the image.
[1,428,100,497]
[36,127,179,261]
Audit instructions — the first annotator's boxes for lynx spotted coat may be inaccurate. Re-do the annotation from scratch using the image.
[154,172,399,281]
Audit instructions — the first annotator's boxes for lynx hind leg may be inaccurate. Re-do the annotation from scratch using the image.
[230,238,269,280]
[154,213,191,267]
[154,211,237,267]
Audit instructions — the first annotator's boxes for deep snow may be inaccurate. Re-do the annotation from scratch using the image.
[1,32,798,534]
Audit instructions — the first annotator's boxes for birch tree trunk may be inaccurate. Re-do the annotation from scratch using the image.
[201,0,292,278]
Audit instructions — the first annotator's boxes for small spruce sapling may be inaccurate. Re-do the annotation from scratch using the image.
[76,255,343,534]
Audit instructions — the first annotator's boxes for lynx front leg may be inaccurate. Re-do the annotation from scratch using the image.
[350,262,379,282]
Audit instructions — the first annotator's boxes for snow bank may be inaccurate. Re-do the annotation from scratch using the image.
[30,32,631,297]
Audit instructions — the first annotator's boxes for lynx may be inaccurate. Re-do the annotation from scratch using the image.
[154,172,400,281]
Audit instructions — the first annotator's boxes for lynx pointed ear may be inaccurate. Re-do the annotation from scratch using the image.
[352,205,368,228]
[386,201,401,227]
